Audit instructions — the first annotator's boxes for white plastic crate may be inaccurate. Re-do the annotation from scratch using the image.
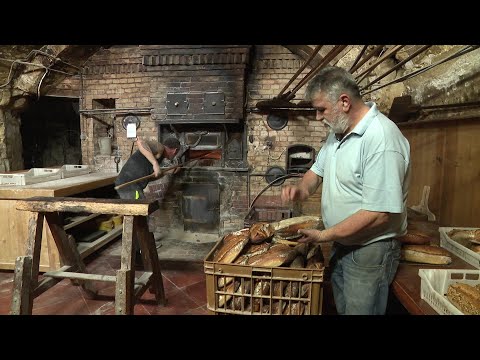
[60,165,91,179]
[419,268,480,315]
[0,168,62,186]
[439,227,480,269]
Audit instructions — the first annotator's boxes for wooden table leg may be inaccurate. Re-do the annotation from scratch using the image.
[10,256,34,314]
[136,216,166,305]
[10,212,45,314]
[116,215,135,314]
[45,212,97,297]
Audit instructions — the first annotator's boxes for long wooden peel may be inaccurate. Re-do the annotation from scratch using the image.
[114,151,220,191]
[114,173,157,190]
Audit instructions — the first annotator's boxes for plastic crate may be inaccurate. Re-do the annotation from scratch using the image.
[244,206,293,228]
[60,165,91,179]
[419,268,480,315]
[0,168,62,186]
[439,227,480,269]
[204,237,324,315]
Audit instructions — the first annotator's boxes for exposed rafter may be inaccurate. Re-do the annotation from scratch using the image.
[282,45,324,69]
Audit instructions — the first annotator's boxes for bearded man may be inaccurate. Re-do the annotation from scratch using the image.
[281,66,411,315]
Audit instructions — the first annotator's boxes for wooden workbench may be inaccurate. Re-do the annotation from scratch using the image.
[391,254,476,315]
[0,172,119,271]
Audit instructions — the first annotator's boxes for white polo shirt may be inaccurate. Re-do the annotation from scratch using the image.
[310,102,411,245]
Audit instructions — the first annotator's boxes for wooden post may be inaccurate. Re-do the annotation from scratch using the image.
[136,216,166,305]
[10,256,34,315]
[115,215,135,314]
[45,212,97,297]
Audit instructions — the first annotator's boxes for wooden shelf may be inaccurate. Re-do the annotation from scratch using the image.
[77,226,123,259]
[64,214,101,230]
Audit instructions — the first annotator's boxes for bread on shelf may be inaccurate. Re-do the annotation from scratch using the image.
[400,244,452,265]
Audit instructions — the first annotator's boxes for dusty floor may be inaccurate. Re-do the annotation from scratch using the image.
[154,229,219,261]
[0,231,218,315]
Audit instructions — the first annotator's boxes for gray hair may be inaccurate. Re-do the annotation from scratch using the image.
[163,136,181,150]
[305,66,361,103]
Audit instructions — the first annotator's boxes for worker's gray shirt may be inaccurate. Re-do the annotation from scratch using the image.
[310,102,411,245]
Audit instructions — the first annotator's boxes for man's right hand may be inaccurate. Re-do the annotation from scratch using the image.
[153,162,161,177]
[281,185,308,203]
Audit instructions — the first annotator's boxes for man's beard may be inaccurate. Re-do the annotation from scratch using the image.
[323,109,350,135]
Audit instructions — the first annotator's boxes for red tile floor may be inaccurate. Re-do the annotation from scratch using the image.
[0,238,209,315]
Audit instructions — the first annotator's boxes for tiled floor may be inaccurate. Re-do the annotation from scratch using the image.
[0,238,211,315]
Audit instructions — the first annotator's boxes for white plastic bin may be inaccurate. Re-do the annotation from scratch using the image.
[439,227,480,269]
[0,168,62,186]
[60,165,91,179]
[419,268,480,315]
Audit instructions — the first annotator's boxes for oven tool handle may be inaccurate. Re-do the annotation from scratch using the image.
[114,151,219,191]
[248,173,303,211]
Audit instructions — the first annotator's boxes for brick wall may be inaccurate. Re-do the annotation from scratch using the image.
[80,46,152,171]
[246,45,327,217]
[63,45,326,236]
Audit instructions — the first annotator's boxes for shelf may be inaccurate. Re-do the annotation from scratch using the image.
[64,213,101,230]
[78,226,123,259]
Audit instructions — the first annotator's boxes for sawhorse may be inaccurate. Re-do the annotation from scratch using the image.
[10,196,166,315]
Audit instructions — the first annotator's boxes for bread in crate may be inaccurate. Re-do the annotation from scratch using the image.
[204,221,325,315]
[446,282,480,315]
[439,227,480,269]
[447,228,480,243]
[419,269,480,315]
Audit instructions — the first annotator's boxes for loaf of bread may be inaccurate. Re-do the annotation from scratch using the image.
[471,244,480,254]
[398,231,431,245]
[247,243,297,266]
[447,228,480,242]
[446,282,480,315]
[400,245,452,265]
[272,216,321,240]
[213,229,250,263]
[249,222,274,244]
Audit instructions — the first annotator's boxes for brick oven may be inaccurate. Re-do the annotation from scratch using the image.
[143,45,252,236]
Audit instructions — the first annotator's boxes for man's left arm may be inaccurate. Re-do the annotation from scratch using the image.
[299,209,389,244]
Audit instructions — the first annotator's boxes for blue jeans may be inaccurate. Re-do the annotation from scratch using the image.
[329,238,401,315]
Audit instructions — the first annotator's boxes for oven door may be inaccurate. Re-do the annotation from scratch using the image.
[185,131,222,150]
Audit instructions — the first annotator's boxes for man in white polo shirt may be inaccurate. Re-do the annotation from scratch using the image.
[281,66,411,315]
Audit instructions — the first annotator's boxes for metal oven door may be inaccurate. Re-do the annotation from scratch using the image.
[184,131,222,150]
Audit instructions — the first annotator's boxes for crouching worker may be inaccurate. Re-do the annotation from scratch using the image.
[114,136,181,267]
[115,136,181,199]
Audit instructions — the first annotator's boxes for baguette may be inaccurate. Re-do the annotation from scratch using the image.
[249,222,274,244]
[289,255,305,268]
[397,231,431,245]
[247,243,297,267]
[447,228,480,242]
[272,216,321,240]
[470,244,480,254]
[400,245,452,265]
[213,230,250,263]
[283,302,305,315]
[446,283,480,315]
